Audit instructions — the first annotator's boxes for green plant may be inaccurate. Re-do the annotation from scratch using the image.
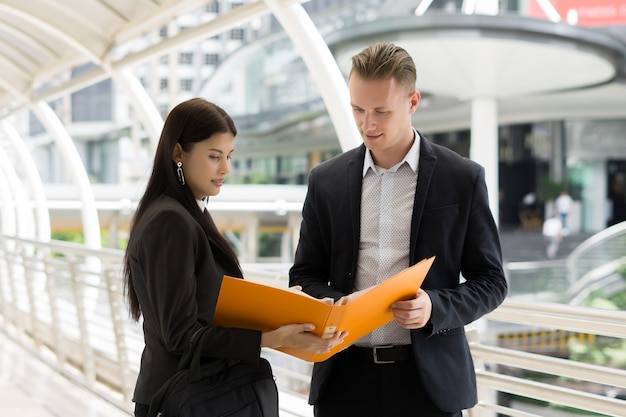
[258,232,281,257]
[537,177,565,202]
[536,176,582,202]
[568,337,626,369]
[51,231,84,243]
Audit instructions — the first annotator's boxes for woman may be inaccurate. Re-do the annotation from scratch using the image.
[123,98,344,416]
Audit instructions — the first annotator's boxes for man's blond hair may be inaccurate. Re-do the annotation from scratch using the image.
[350,41,417,92]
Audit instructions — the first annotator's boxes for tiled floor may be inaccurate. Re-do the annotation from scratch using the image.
[0,332,132,417]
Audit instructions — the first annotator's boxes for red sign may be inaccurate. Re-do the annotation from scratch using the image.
[528,0,626,27]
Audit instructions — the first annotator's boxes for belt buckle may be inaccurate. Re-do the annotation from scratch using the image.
[373,345,395,364]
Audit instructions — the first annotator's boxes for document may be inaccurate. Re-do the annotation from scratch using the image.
[213,256,435,362]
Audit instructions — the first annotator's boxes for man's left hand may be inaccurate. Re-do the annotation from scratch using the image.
[390,289,432,329]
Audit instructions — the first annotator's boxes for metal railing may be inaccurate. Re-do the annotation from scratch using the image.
[1,234,625,417]
[472,301,626,417]
[504,222,626,303]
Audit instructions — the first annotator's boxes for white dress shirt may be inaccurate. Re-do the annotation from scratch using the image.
[354,131,420,346]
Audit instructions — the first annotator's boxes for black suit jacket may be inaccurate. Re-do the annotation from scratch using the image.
[127,195,262,405]
[289,134,507,412]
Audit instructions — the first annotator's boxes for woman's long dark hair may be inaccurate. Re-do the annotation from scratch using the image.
[123,98,241,321]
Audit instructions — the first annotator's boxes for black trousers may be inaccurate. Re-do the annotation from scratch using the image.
[314,347,463,417]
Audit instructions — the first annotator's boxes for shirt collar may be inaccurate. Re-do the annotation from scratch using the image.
[197,198,207,211]
[362,129,420,177]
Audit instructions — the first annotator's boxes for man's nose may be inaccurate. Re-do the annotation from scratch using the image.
[363,113,375,130]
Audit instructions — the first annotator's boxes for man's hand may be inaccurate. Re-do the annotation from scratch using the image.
[288,285,334,304]
[334,287,372,306]
[390,289,432,329]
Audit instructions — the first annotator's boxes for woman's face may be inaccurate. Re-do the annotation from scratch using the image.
[175,132,234,199]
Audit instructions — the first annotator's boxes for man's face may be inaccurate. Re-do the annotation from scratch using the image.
[349,73,420,167]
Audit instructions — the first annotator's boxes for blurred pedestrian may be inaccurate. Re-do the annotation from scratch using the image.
[555,190,573,233]
[542,216,562,259]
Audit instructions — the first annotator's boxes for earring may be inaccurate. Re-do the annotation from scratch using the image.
[176,161,185,185]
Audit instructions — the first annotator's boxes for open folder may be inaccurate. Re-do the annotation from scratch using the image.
[213,256,435,362]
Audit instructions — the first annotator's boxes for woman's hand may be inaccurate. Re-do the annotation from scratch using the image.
[261,323,348,354]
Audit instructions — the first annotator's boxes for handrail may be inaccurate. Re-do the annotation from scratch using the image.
[504,221,626,303]
[566,221,626,287]
[566,257,626,305]
[486,299,626,339]
[1,234,625,417]
[567,221,626,265]
[471,342,626,390]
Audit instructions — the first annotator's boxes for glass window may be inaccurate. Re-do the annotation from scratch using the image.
[230,28,244,40]
[179,52,193,65]
[159,104,169,119]
[204,53,220,66]
[180,79,193,91]
[71,64,113,122]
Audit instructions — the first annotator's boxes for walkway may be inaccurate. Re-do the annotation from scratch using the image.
[0,331,131,417]
[499,229,592,262]
[0,229,598,416]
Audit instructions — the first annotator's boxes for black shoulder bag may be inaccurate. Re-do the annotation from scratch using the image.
[148,327,279,417]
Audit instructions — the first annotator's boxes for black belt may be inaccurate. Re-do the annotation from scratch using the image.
[351,345,412,364]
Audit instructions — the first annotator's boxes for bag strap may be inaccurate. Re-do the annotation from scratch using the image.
[177,327,206,371]
[178,326,233,382]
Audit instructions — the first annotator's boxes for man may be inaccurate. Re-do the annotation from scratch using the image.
[555,190,573,232]
[289,42,507,416]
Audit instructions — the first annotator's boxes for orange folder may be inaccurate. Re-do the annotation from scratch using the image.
[213,256,435,362]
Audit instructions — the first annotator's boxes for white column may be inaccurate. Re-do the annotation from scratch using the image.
[262,0,361,152]
[469,97,499,226]
[583,160,607,232]
[288,212,301,259]
[244,215,259,263]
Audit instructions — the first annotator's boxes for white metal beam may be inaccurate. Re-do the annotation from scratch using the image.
[0,56,31,96]
[0,144,33,238]
[30,101,101,249]
[0,2,109,63]
[414,0,434,16]
[0,159,17,236]
[112,69,164,154]
[0,121,51,241]
[536,0,562,22]
[262,0,360,152]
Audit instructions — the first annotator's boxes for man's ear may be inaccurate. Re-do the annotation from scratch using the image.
[172,143,183,163]
[409,90,421,114]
